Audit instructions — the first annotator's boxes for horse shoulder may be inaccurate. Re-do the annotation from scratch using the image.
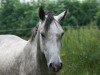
[0,35,28,71]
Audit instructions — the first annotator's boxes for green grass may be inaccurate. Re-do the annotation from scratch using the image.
[61,26,100,75]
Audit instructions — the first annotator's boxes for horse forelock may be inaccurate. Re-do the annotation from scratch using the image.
[44,12,54,31]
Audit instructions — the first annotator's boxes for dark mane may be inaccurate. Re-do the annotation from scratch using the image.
[30,24,38,42]
[44,12,54,31]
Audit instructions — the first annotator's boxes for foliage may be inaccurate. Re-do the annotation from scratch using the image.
[0,0,100,37]
[0,0,38,37]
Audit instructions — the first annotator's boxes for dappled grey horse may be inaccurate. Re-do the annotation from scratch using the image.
[0,7,68,75]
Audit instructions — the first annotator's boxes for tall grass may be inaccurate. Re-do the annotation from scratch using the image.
[61,26,100,75]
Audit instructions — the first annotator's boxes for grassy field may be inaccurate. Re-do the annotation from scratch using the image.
[61,26,100,75]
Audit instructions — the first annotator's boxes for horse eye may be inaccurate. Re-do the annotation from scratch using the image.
[41,33,45,38]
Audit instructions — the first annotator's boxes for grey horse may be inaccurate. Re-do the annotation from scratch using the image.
[0,7,68,75]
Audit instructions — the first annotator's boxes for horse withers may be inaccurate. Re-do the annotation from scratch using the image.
[0,7,68,75]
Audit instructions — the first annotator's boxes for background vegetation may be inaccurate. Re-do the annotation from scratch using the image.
[61,26,100,75]
[0,0,100,37]
[0,0,100,75]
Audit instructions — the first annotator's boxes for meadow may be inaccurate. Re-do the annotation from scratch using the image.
[61,26,100,75]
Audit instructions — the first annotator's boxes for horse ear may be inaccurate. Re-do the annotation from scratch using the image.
[56,9,69,22]
[39,6,45,21]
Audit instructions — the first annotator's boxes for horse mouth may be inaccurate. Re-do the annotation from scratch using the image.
[49,67,62,72]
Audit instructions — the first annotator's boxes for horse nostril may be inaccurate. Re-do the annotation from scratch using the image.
[49,63,53,68]
[60,63,63,69]
[49,63,63,72]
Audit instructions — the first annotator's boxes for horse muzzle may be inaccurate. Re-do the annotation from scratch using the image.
[49,62,63,72]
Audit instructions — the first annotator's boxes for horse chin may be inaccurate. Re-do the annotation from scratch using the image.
[49,67,61,73]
